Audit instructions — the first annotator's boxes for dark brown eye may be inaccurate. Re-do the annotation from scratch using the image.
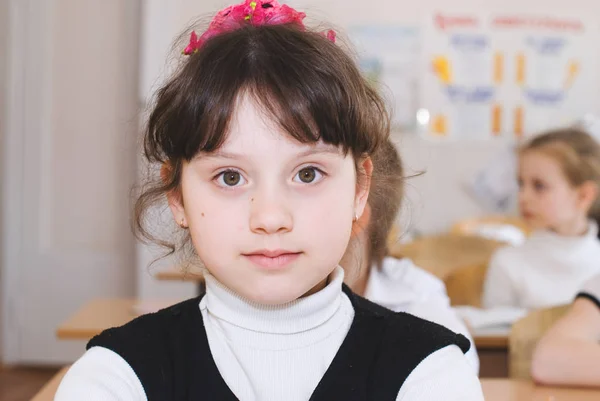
[297,168,316,183]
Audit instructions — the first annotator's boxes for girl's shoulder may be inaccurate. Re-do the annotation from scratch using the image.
[55,346,146,401]
[365,257,449,311]
[378,257,445,293]
[83,296,206,396]
[342,286,474,398]
[490,241,532,267]
[578,274,600,303]
[345,285,470,354]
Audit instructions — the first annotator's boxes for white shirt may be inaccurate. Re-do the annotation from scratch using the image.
[483,221,600,310]
[364,257,480,373]
[56,267,483,401]
[578,273,600,305]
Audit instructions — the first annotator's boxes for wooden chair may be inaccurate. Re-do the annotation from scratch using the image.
[509,304,570,379]
[389,234,503,280]
[444,263,488,307]
[451,215,531,238]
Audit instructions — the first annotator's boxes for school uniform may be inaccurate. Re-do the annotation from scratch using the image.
[55,267,483,401]
[483,221,600,310]
[364,256,480,373]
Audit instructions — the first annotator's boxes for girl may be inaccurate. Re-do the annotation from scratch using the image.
[483,128,600,310]
[341,140,480,373]
[56,1,482,400]
[531,273,600,387]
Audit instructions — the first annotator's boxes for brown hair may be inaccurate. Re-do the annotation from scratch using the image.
[134,22,390,257]
[520,127,600,237]
[366,139,404,268]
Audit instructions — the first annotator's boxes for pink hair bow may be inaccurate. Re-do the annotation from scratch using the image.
[183,0,335,55]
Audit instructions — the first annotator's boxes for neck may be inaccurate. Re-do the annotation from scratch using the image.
[340,233,371,296]
[201,266,346,334]
[552,216,589,237]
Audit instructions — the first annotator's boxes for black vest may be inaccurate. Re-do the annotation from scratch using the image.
[88,285,470,400]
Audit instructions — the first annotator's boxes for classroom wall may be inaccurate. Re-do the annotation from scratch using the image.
[137,0,600,299]
[2,0,141,364]
[141,0,598,235]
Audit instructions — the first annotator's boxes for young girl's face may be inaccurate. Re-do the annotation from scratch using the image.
[518,150,585,231]
[169,94,370,305]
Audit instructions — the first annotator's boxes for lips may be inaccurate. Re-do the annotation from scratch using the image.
[243,250,301,270]
[521,210,534,219]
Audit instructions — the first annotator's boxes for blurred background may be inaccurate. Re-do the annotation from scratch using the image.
[2,0,600,399]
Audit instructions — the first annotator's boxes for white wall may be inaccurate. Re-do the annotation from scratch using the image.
[2,0,141,364]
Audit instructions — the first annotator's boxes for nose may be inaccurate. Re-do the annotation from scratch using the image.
[518,185,531,208]
[249,186,293,235]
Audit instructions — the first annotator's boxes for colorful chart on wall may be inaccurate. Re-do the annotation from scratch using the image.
[349,25,420,130]
[421,12,599,141]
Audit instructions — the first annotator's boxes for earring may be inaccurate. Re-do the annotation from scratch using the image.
[353,213,359,222]
[179,217,187,229]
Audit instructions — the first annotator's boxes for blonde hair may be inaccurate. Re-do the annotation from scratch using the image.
[520,128,600,236]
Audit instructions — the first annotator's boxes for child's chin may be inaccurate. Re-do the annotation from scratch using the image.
[525,219,550,231]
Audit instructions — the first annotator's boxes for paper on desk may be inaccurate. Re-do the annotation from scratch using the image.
[454,305,527,330]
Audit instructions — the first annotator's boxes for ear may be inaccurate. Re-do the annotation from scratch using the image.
[162,162,187,227]
[354,157,373,222]
[577,180,599,213]
[352,203,371,238]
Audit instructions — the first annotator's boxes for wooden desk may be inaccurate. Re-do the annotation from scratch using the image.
[481,379,600,400]
[473,326,509,349]
[154,265,204,282]
[31,366,70,401]
[155,266,206,295]
[56,299,185,340]
[390,234,503,280]
[474,327,510,378]
[475,335,508,349]
[56,299,138,340]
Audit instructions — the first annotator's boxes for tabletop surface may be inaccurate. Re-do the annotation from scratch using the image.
[56,298,140,340]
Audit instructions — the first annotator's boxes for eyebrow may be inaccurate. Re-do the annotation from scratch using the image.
[200,144,342,161]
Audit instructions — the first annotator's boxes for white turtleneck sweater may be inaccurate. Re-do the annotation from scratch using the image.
[483,221,600,310]
[56,267,483,401]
